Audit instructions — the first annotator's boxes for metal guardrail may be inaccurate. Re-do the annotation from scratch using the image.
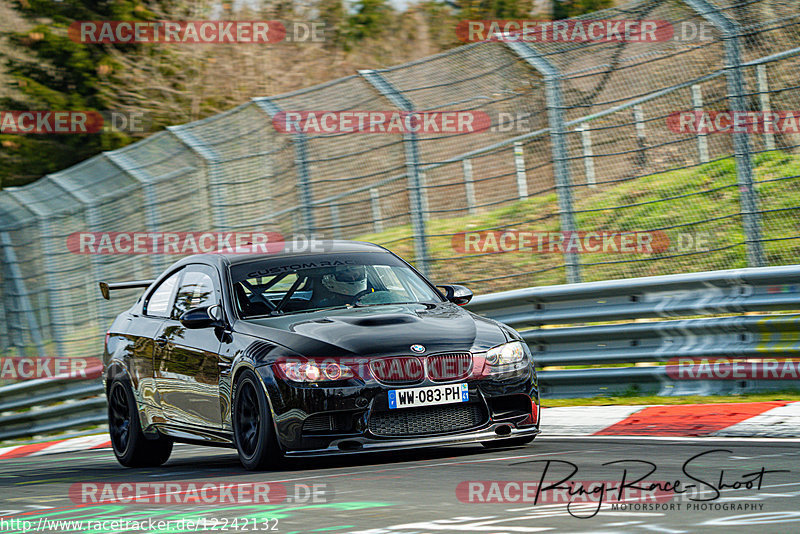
[470,264,800,398]
[0,375,105,441]
[2,265,800,441]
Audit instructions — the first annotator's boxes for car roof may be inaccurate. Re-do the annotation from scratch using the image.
[177,240,390,268]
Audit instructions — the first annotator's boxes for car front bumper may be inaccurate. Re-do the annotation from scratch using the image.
[255,362,540,456]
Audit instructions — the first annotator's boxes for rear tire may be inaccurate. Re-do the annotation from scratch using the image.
[108,379,173,467]
[481,436,535,449]
[232,369,281,470]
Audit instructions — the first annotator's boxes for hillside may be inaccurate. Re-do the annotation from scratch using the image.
[359,151,800,292]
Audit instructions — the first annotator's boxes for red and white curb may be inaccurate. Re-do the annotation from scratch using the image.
[0,434,110,460]
[712,401,800,437]
[543,401,800,437]
[1,401,798,459]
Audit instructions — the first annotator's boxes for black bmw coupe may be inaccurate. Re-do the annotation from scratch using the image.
[101,241,539,470]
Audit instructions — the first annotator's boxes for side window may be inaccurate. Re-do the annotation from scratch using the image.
[144,271,181,318]
[370,265,431,301]
[172,267,219,319]
[396,269,437,301]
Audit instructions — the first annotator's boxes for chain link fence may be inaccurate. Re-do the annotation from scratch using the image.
[1,0,799,360]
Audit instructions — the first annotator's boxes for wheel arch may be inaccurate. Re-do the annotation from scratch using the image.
[230,363,284,453]
[105,360,132,394]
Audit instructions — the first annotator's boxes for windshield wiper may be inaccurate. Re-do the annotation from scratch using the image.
[351,301,428,308]
[245,301,435,319]
[245,305,350,319]
[280,305,353,315]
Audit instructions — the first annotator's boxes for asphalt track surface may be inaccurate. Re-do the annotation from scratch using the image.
[1,436,799,533]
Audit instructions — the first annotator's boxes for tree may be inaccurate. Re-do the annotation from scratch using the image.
[454,0,535,20]
[348,0,394,42]
[0,1,155,188]
[0,0,461,188]
[318,0,348,49]
[553,0,614,19]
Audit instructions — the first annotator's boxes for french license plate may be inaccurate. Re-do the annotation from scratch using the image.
[388,383,469,409]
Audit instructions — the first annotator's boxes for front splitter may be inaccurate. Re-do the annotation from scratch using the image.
[283,424,540,457]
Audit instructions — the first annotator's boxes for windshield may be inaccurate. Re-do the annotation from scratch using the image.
[229,252,442,318]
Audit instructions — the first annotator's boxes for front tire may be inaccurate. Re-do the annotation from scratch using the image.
[108,379,173,467]
[232,370,281,470]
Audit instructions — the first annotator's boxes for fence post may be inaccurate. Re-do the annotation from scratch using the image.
[513,142,529,200]
[633,104,647,165]
[757,64,776,151]
[359,69,429,275]
[505,40,581,283]
[289,210,300,239]
[329,203,343,239]
[0,286,14,357]
[691,84,710,163]
[370,188,384,233]
[0,232,46,358]
[576,124,596,187]
[462,159,477,214]
[684,0,765,268]
[252,98,316,235]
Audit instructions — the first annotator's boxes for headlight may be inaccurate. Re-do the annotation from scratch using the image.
[485,341,526,367]
[275,359,356,382]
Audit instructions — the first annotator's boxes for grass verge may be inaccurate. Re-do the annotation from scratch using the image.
[358,151,800,292]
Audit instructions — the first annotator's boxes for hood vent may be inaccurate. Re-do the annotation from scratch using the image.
[333,314,417,327]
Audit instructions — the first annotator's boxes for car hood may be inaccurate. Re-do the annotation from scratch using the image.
[234,302,511,357]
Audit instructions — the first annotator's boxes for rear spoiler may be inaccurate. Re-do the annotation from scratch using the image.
[99,280,154,300]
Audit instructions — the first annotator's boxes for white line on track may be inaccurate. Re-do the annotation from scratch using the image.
[262,449,599,484]
[538,435,800,443]
[79,449,592,505]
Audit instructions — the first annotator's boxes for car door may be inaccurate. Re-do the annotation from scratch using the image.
[138,270,182,415]
[153,264,224,428]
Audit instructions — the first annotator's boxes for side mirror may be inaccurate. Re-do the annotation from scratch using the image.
[437,284,473,306]
[180,305,223,329]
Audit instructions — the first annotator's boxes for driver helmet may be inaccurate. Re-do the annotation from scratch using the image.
[321,265,367,296]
